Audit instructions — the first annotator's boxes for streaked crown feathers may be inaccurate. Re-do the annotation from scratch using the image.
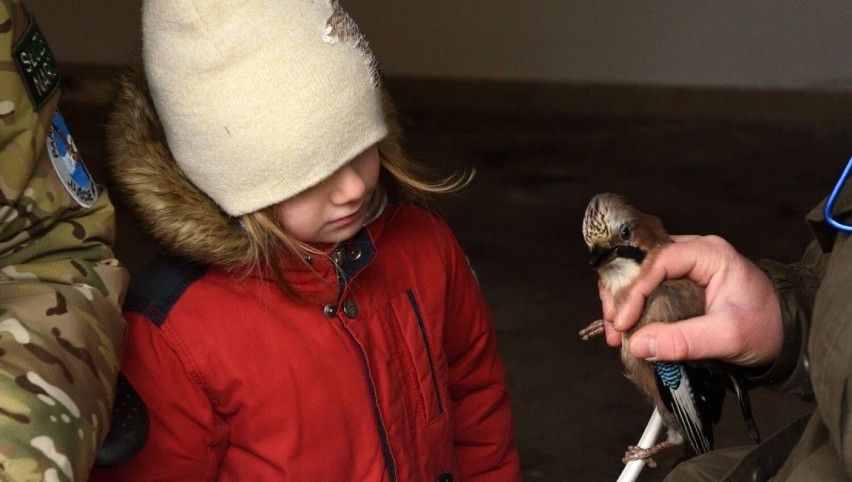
[582,193,670,251]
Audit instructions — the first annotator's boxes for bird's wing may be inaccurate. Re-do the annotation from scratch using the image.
[643,280,723,455]
[692,360,762,444]
[652,361,713,454]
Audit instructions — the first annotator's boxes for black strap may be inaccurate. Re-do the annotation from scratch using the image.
[94,373,149,467]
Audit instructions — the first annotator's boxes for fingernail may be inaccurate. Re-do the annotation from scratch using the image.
[631,335,657,361]
[645,337,658,361]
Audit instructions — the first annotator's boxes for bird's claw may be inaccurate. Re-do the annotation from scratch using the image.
[578,319,605,341]
[622,445,658,468]
[622,440,673,468]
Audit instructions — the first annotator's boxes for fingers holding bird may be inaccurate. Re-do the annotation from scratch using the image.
[603,234,784,366]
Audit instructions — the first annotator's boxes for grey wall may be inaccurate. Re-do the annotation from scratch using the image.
[27,0,852,90]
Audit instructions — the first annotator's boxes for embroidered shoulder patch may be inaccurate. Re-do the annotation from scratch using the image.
[12,13,60,110]
[46,112,98,208]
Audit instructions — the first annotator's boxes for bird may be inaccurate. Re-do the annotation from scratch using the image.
[578,193,760,468]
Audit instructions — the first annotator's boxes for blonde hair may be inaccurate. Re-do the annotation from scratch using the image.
[237,96,471,299]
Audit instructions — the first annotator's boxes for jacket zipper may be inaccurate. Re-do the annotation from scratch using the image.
[332,246,398,481]
[342,328,398,482]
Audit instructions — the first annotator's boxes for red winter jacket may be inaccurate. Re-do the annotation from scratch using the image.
[90,204,520,481]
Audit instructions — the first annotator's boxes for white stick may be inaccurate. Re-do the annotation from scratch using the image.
[616,408,664,482]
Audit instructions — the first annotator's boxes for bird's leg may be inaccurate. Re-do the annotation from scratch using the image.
[578,319,605,341]
[622,440,675,468]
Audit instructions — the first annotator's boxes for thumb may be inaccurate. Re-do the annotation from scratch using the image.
[627,315,734,362]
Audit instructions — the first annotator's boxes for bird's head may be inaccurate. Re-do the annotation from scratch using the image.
[582,193,671,292]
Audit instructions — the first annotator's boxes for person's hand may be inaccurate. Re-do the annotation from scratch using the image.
[600,235,783,367]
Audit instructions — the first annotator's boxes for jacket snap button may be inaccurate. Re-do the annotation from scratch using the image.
[436,473,452,482]
[347,246,362,261]
[331,249,345,266]
[343,298,358,318]
[323,304,337,318]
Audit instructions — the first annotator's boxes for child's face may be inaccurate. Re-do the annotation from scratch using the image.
[274,144,381,244]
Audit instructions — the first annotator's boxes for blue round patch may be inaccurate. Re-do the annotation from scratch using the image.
[46,111,97,208]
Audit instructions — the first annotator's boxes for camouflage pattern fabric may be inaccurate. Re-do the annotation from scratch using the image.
[0,1,128,481]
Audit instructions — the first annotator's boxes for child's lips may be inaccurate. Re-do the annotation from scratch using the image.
[331,203,365,227]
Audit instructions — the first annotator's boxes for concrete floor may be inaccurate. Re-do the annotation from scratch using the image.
[65,91,852,481]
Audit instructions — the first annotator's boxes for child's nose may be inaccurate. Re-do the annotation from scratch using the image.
[330,164,367,204]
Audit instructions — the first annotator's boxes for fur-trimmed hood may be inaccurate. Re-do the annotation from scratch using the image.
[106,63,404,269]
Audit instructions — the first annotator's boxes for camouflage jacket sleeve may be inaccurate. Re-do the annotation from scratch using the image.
[0,2,128,481]
[751,240,825,399]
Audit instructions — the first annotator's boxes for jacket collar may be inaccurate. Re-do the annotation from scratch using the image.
[242,203,390,303]
[808,183,852,252]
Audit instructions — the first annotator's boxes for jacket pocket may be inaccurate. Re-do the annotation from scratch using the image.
[390,289,445,423]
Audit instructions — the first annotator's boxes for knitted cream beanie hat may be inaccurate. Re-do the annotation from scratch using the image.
[142,0,388,216]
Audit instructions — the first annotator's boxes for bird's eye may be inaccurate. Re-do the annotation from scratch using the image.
[620,224,632,241]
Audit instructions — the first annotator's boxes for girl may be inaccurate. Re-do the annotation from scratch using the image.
[90,1,520,481]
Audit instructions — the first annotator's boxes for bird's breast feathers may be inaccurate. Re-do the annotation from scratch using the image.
[598,256,643,295]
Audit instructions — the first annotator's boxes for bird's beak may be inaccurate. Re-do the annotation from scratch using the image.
[589,246,615,269]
